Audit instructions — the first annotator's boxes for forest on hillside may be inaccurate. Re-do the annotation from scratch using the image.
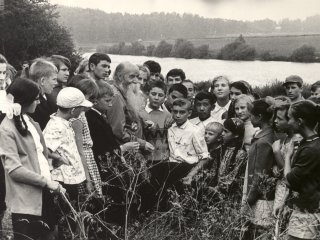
[56,5,320,44]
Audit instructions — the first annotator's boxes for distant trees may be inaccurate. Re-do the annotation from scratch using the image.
[0,0,77,68]
[218,35,256,60]
[56,6,320,45]
[290,45,316,62]
[100,39,210,59]
[153,40,173,57]
[98,35,320,63]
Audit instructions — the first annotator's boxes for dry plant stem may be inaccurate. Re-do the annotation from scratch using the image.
[124,166,141,240]
[61,192,88,239]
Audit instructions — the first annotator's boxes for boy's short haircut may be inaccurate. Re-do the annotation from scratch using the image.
[96,80,114,98]
[195,91,216,105]
[143,60,161,74]
[88,53,111,71]
[205,122,223,134]
[49,55,71,70]
[29,59,58,82]
[148,80,167,93]
[168,84,188,99]
[311,81,320,92]
[172,98,192,110]
[69,78,99,100]
[166,68,186,81]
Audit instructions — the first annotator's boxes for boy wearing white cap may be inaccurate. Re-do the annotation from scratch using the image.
[43,87,93,200]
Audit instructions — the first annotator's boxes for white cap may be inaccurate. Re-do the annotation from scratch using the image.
[56,87,93,108]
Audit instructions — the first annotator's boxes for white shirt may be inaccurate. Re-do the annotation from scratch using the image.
[24,115,51,181]
[168,120,209,164]
[43,114,86,184]
[189,116,218,136]
[211,100,231,123]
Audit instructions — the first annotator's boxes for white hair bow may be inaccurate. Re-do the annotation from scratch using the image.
[0,90,21,119]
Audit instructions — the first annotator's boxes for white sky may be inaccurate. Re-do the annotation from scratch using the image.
[49,0,320,21]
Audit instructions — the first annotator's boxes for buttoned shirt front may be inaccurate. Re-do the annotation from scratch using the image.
[211,100,231,123]
[43,114,86,184]
[168,120,209,164]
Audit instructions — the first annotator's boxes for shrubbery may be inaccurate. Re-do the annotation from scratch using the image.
[218,35,256,61]
[97,35,320,63]
[290,45,316,62]
[97,39,210,59]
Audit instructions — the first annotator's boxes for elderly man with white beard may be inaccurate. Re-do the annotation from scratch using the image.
[107,61,154,152]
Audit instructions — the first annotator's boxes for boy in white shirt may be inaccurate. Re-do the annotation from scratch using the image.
[167,98,209,191]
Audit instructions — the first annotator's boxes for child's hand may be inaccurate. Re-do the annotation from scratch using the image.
[145,142,155,152]
[286,141,295,161]
[182,176,192,185]
[86,181,94,194]
[121,142,140,152]
[164,117,175,128]
[50,152,70,168]
[145,120,155,129]
[46,180,66,194]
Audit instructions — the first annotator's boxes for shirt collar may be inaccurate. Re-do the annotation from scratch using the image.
[253,126,273,139]
[172,120,189,129]
[190,117,201,125]
[145,104,164,113]
[92,108,102,116]
[212,100,231,113]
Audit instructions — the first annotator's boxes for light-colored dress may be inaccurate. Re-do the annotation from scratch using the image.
[70,112,102,197]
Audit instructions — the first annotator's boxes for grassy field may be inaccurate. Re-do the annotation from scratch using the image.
[79,33,320,57]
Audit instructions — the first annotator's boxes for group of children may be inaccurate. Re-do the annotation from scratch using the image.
[0,52,320,240]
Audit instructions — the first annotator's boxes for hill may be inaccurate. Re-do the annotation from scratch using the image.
[56,5,320,47]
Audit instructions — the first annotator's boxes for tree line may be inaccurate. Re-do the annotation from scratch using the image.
[0,0,79,69]
[97,36,319,62]
[56,6,320,44]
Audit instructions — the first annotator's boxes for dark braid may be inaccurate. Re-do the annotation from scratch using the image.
[13,115,28,136]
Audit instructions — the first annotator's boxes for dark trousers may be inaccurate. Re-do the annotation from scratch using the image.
[11,189,56,240]
[140,161,194,211]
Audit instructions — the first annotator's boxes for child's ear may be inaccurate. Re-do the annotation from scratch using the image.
[188,109,192,117]
[297,117,304,126]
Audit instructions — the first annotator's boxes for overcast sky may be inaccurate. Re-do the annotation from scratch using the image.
[49,0,320,21]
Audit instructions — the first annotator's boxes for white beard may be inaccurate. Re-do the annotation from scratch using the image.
[126,83,143,113]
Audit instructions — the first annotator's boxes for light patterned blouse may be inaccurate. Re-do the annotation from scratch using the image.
[43,114,86,184]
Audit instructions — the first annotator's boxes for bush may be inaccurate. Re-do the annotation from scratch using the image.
[153,40,173,57]
[170,39,196,59]
[194,44,210,59]
[146,44,156,56]
[218,35,256,61]
[290,45,316,62]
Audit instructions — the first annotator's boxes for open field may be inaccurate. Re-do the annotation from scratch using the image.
[78,33,320,57]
